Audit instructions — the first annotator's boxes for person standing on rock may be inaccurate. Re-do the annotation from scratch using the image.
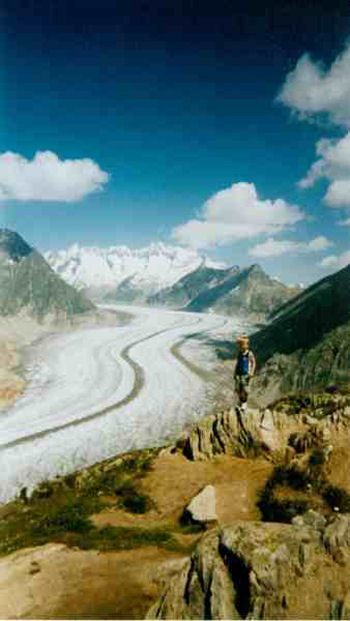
[234,334,256,412]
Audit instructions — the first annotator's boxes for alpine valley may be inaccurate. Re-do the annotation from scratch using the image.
[45,242,299,320]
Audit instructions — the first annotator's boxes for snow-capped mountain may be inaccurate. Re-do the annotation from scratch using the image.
[44,242,226,298]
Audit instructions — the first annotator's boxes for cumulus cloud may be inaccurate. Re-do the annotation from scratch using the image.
[172,182,304,249]
[307,236,332,251]
[0,151,109,202]
[278,43,350,209]
[298,132,350,208]
[277,44,350,126]
[320,250,350,270]
[248,235,332,258]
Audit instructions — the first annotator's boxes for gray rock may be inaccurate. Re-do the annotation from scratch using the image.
[182,407,285,462]
[323,515,350,558]
[302,509,327,532]
[147,519,349,620]
[184,485,217,524]
[292,515,305,528]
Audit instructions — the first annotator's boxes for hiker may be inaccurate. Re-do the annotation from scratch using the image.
[234,334,256,412]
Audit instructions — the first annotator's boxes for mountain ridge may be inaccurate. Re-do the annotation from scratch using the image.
[46,241,298,318]
[45,242,226,297]
[248,262,350,395]
[0,230,95,321]
[150,262,299,318]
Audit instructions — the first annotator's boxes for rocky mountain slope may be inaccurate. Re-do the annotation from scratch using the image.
[149,263,298,319]
[0,230,95,321]
[45,241,298,317]
[0,230,99,410]
[147,264,235,308]
[249,263,350,394]
[45,242,225,300]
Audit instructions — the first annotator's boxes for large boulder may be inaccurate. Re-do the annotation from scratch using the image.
[182,485,217,526]
[147,513,350,619]
[323,514,350,561]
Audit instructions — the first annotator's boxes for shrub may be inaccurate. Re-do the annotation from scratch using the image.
[322,485,350,512]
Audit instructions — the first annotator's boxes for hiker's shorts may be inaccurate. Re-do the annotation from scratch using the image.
[235,375,251,397]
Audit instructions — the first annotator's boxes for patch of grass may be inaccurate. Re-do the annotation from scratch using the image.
[322,485,350,512]
[258,465,316,523]
[309,448,326,467]
[270,465,310,491]
[115,482,155,514]
[271,392,347,420]
[75,448,159,498]
[258,460,350,524]
[258,489,310,523]
[30,498,97,537]
[177,522,204,534]
[0,491,181,556]
[0,493,105,555]
[0,448,163,557]
[65,525,180,552]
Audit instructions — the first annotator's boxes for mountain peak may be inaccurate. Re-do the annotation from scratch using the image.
[0,229,33,262]
[248,263,264,274]
[0,230,95,319]
[45,242,226,292]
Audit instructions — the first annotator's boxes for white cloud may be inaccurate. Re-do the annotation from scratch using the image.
[339,217,350,226]
[0,151,110,202]
[307,236,332,251]
[278,44,350,126]
[278,44,350,209]
[249,235,332,258]
[299,132,350,208]
[320,250,350,270]
[172,182,304,249]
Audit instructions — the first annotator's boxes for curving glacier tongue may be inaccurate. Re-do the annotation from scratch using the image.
[0,305,246,503]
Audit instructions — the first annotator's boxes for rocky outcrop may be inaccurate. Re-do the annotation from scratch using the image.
[323,514,350,561]
[147,513,350,619]
[181,408,277,461]
[180,394,350,462]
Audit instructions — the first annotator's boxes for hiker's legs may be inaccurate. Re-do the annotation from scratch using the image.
[235,376,249,409]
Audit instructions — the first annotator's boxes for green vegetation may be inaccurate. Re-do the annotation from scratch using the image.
[0,492,103,555]
[258,461,350,523]
[0,492,178,555]
[114,481,155,514]
[271,391,349,419]
[258,465,312,523]
[66,525,177,552]
[322,485,350,513]
[0,447,176,557]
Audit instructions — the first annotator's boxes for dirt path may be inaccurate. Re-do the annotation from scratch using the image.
[0,543,187,620]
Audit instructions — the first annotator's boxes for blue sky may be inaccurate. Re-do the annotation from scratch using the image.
[1,0,350,285]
